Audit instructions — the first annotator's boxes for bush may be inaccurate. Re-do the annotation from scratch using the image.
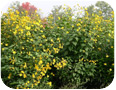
[1,3,114,89]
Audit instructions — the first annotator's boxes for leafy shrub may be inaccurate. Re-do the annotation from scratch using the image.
[1,8,67,89]
[1,3,114,89]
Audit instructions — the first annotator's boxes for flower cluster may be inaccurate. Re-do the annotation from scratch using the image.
[1,2,114,89]
[1,8,67,89]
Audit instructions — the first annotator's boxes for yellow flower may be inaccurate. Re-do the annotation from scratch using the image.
[109,68,112,71]
[31,84,33,88]
[106,55,109,58]
[16,87,19,89]
[13,30,17,35]
[66,31,69,34]
[59,43,63,48]
[104,63,107,66]
[40,25,43,28]
[47,82,52,86]
[35,72,37,75]
[16,25,19,29]
[53,59,56,64]
[27,52,31,55]
[26,31,31,36]
[19,73,22,76]
[32,74,35,78]
[21,71,24,73]
[72,25,74,28]
[38,81,40,84]
[51,39,54,42]
[39,60,43,65]
[57,38,60,41]
[47,75,49,78]
[98,47,101,51]
[41,72,45,76]
[58,62,62,68]
[35,22,40,26]
[42,35,46,38]
[5,43,8,46]
[39,56,42,60]
[108,33,111,37]
[53,48,59,53]
[35,64,39,71]
[111,46,113,48]
[25,26,31,30]
[39,44,42,46]
[2,48,5,51]
[22,47,24,49]
[85,8,87,10]
[97,35,99,37]
[40,30,43,33]
[51,72,55,76]
[61,27,64,29]
[16,10,19,14]
[62,62,67,67]
[23,62,27,69]
[77,23,81,26]
[30,38,33,42]
[77,29,79,31]
[12,50,16,54]
[58,17,60,20]
[8,73,12,79]
[23,73,27,78]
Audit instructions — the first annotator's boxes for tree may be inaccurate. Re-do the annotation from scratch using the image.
[21,2,37,16]
[86,5,94,16]
[86,1,113,20]
[95,1,113,19]
[49,5,73,24]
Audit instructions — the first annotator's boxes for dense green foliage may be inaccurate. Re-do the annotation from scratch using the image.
[1,1,114,89]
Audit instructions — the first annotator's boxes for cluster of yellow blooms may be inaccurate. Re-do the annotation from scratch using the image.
[1,8,67,89]
[1,3,114,89]
[79,58,98,65]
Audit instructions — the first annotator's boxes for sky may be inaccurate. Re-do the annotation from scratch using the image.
[0,0,98,17]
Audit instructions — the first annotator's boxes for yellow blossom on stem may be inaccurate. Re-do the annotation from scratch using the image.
[104,63,107,66]
[23,73,27,78]
[8,73,12,79]
[5,43,8,46]
[106,54,109,58]
[47,82,52,86]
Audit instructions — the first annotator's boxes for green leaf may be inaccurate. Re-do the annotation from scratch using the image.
[75,37,79,41]
[88,43,93,47]
[81,44,86,47]
[85,52,88,56]
[68,46,73,51]
[80,49,83,52]
[73,73,76,77]
[64,51,68,56]
[66,42,70,45]
[75,68,78,71]
[69,38,73,41]
[85,47,89,51]
[72,42,77,46]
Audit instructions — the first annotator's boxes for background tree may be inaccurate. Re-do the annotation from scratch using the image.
[49,5,73,24]
[95,1,113,20]
[86,1,113,20]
